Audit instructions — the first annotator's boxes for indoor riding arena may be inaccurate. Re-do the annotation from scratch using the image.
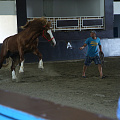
[0,0,120,120]
[0,56,120,119]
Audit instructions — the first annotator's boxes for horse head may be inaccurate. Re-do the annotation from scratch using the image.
[42,21,56,46]
[20,18,56,46]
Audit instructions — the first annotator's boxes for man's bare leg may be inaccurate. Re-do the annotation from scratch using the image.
[82,65,87,77]
[98,64,103,78]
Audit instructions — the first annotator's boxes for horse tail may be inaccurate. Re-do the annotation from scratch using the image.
[2,57,12,69]
[0,38,9,69]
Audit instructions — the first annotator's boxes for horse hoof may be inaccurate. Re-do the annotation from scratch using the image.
[38,66,44,69]
[16,80,20,83]
[12,77,17,80]
[40,68,44,71]
[19,70,24,73]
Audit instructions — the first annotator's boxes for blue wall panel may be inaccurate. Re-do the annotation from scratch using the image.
[24,38,120,63]
[0,38,120,63]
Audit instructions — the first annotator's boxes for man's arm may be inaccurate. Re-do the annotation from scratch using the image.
[99,45,103,53]
[79,43,87,50]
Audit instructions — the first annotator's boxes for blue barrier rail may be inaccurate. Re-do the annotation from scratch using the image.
[0,105,46,120]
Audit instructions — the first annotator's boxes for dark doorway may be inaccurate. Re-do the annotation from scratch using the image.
[114,27,118,38]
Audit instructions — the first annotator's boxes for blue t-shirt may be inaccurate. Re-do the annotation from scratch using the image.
[85,37,101,57]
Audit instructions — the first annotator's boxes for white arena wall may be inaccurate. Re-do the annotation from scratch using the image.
[101,38,120,57]
[113,2,120,15]
[0,15,17,43]
[0,1,17,43]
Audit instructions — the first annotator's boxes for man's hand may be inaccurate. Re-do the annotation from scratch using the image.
[99,50,103,54]
[79,46,85,50]
[79,43,87,50]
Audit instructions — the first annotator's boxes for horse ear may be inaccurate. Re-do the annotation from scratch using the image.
[20,21,31,29]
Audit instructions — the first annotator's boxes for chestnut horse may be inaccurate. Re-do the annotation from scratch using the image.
[0,18,56,80]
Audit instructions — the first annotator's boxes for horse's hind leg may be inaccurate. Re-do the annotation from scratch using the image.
[11,69,17,80]
[0,50,8,69]
[0,58,4,69]
[11,56,20,80]
[33,48,44,69]
[11,62,17,80]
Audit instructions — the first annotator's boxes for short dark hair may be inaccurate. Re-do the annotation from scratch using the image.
[90,30,96,34]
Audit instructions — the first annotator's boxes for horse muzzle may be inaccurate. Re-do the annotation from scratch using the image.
[50,39,56,47]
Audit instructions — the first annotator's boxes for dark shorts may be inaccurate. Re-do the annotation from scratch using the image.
[84,56,101,66]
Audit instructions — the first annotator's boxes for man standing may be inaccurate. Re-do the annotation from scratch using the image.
[79,30,105,79]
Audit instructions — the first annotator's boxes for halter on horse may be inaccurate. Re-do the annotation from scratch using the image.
[0,18,56,80]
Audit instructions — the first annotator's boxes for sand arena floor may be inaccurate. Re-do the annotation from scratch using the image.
[0,57,120,119]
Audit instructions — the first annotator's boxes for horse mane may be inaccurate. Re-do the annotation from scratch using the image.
[20,17,51,30]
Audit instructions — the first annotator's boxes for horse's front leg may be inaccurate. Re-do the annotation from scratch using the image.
[19,48,24,73]
[38,59,44,69]
[33,48,44,69]
[19,60,24,73]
